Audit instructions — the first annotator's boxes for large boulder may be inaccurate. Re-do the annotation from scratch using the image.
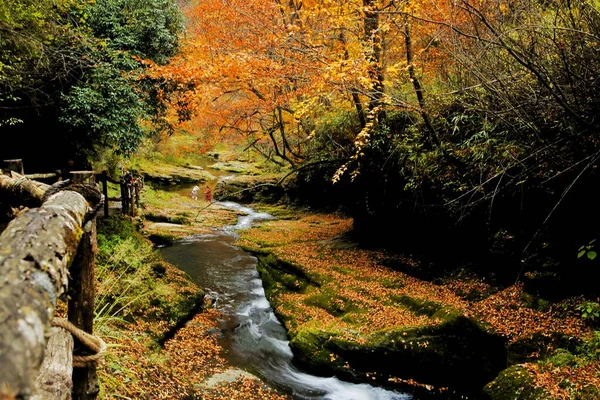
[290,314,507,398]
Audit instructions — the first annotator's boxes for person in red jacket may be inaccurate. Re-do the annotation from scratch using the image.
[204,185,213,203]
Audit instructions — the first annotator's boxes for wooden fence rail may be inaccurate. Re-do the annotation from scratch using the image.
[0,161,105,400]
[0,159,143,219]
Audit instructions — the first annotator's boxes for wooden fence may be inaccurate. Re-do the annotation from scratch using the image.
[0,158,143,218]
[0,159,142,399]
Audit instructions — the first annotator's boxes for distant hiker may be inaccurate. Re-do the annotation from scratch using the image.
[205,185,212,203]
[124,170,134,185]
[191,185,200,201]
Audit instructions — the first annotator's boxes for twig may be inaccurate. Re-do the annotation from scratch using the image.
[193,202,216,221]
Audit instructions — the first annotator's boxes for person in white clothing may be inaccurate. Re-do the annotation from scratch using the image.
[191,185,200,201]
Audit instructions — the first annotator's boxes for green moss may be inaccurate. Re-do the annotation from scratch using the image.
[289,328,335,365]
[508,332,582,365]
[249,204,298,219]
[389,294,443,317]
[289,328,348,375]
[547,349,576,367]
[432,306,465,322]
[520,292,552,312]
[576,384,600,400]
[483,365,550,400]
[255,252,320,296]
[303,288,359,317]
[172,214,189,225]
[257,254,309,293]
[340,312,367,325]
[380,277,404,289]
[331,265,352,274]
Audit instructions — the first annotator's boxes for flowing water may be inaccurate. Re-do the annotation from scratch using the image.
[159,201,413,400]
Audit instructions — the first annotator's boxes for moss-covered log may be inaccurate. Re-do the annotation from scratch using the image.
[0,191,88,398]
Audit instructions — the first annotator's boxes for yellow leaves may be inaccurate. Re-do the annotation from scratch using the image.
[332,163,348,184]
[499,2,509,16]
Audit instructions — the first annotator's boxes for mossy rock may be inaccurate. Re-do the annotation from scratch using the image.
[255,253,320,297]
[482,365,550,400]
[144,212,187,225]
[142,167,213,185]
[508,331,582,365]
[257,259,308,296]
[288,329,347,376]
[208,160,262,175]
[290,315,507,395]
[147,233,176,247]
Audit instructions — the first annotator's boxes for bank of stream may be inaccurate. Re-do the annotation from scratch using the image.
[158,201,413,400]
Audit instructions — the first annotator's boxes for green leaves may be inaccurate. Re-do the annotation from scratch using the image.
[578,239,597,261]
[576,301,600,322]
[85,0,183,64]
[55,0,185,155]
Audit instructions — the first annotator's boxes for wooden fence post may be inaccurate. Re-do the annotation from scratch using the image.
[68,171,100,400]
[120,178,128,216]
[130,182,137,216]
[1,159,24,221]
[100,172,109,218]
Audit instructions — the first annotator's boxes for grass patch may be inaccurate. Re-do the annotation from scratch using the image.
[139,184,182,210]
[331,265,353,275]
[95,215,204,395]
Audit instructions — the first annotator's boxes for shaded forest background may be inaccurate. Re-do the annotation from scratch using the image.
[2,0,600,298]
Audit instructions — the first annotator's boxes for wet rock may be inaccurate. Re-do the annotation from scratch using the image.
[197,368,260,389]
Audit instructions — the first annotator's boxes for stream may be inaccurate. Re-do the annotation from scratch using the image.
[158,200,413,400]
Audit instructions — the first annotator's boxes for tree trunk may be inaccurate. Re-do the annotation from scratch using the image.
[364,0,385,120]
[403,16,439,145]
